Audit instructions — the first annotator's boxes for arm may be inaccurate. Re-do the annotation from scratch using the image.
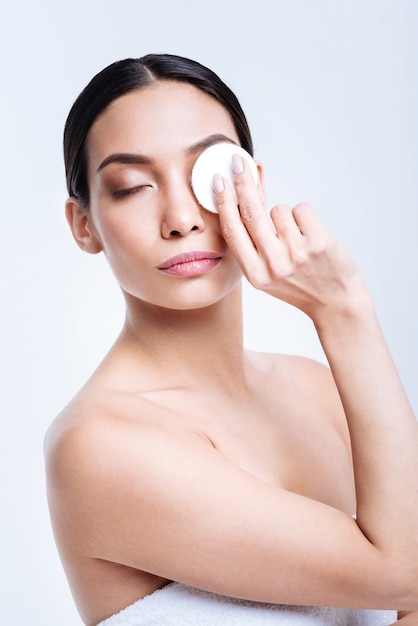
[48,413,414,610]
[212,159,418,599]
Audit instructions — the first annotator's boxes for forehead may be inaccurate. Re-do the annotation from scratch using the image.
[87,81,239,167]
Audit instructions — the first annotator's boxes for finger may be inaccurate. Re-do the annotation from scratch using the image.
[292,203,327,237]
[270,204,304,245]
[231,155,277,247]
[212,174,260,270]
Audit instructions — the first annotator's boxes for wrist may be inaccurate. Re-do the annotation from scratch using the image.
[312,281,376,336]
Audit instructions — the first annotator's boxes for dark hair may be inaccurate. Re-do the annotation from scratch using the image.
[64,53,254,208]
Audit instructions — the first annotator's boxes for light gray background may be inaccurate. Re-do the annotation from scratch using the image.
[1,1,417,624]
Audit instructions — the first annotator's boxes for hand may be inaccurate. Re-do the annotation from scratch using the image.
[212,155,369,322]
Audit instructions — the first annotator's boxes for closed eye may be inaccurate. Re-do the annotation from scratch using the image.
[112,185,152,199]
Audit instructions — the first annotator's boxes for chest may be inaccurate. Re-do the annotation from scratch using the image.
[139,385,356,514]
[195,391,356,514]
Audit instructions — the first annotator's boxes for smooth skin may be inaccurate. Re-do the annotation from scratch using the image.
[45,82,418,626]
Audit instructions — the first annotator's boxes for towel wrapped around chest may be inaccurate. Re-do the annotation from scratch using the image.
[97,582,397,625]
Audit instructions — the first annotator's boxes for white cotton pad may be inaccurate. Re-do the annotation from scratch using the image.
[191,143,258,213]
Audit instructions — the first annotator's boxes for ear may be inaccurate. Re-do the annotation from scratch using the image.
[255,160,266,207]
[65,198,103,254]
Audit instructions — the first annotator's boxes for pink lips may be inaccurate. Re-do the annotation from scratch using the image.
[158,251,221,276]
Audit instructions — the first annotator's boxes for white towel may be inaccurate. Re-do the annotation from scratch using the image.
[97,582,397,625]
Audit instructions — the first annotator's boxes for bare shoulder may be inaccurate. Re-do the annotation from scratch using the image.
[283,354,341,407]
[44,389,215,623]
[44,391,117,476]
[247,350,349,439]
[247,350,338,401]
[44,388,207,493]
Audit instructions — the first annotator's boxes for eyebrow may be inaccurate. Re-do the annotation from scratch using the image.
[96,133,238,173]
[97,152,151,172]
[185,133,238,156]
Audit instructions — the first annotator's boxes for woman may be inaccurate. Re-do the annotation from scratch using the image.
[44,54,418,625]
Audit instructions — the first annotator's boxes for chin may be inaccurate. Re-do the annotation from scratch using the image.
[124,278,242,312]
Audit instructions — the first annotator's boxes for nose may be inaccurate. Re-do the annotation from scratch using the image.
[161,179,206,239]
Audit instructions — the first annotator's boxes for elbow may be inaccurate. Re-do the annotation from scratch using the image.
[382,556,418,611]
[397,575,418,611]
[360,547,418,610]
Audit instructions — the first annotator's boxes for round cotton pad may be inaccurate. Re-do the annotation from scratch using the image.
[191,143,258,213]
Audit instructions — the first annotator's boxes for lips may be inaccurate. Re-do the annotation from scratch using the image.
[158,251,221,276]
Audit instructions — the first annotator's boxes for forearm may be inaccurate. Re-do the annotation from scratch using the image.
[314,292,418,557]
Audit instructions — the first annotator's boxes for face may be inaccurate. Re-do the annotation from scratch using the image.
[69,81,248,311]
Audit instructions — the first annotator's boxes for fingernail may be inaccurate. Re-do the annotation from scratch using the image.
[212,173,224,194]
[232,154,244,175]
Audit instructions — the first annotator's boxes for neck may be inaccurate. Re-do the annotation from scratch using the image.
[116,283,246,388]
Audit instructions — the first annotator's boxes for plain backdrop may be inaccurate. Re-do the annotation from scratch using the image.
[1,1,417,624]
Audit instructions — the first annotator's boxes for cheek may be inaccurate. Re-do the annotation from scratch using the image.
[99,231,151,297]
[91,204,157,256]
[102,230,154,283]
